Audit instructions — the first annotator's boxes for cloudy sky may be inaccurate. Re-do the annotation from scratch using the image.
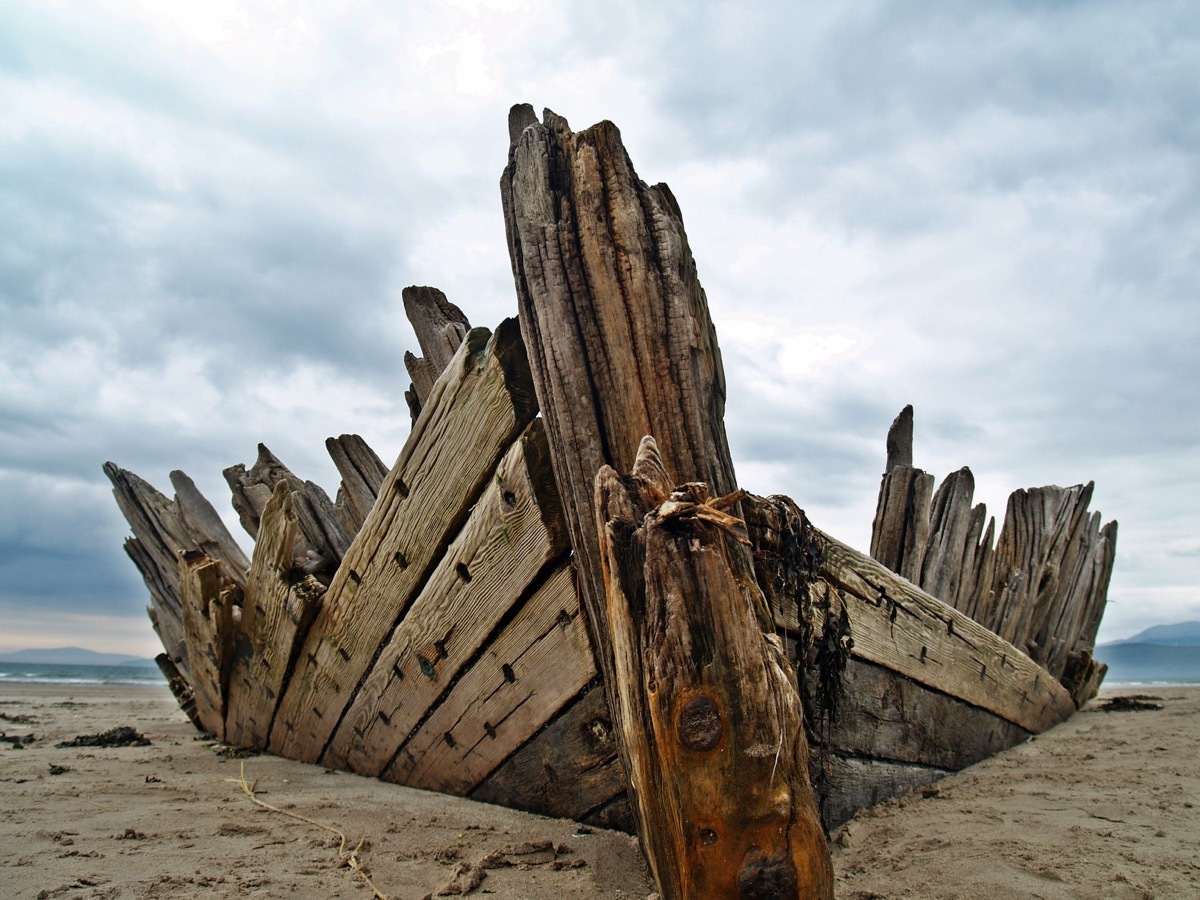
[2,0,1196,657]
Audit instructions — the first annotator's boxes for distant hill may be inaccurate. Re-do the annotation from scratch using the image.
[0,647,157,667]
[1102,621,1200,647]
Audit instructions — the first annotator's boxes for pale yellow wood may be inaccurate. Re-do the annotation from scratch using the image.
[382,564,591,792]
[322,421,569,773]
[268,320,537,762]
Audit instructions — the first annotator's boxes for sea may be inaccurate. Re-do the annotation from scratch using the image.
[0,662,164,686]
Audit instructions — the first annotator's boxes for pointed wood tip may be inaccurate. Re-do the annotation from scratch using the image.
[508,103,538,143]
[885,405,915,473]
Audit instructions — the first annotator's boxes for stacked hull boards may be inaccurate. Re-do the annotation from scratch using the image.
[106,109,1110,845]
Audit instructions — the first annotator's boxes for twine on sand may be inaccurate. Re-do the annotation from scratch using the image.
[229,762,387,900]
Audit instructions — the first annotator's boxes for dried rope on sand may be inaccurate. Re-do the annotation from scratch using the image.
[228,762,388,900]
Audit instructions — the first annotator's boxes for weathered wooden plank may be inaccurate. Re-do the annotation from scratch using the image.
[223,444,352,571]
[268,319,538,762]
[869,465,934,583]
[595,438,832,899]
[402,285,470,420]
[106,462,252,686]
[919,466,978,606]
[813,755,953,831]
[322,420,571,774]
[325,434,388,535]
[380,563,591,793]
[223,481,325,749]
[178,550,234,738]
[817,531,1077,734]
[502,109,743,698]
[169,470,251,576]
[469,685,626,822]
[154,652,200,729]
[808,657,1031,772]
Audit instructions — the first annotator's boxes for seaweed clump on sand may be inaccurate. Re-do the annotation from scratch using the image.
[1097,695,1164,712]
[56,726,151,747]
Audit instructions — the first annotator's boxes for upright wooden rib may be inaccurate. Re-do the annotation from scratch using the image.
[267,319,539,762]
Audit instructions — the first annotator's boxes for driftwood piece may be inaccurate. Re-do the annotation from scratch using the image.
[595,437,832,899]
[178,550,235,737]
[223,444,353,571]
[502,108,741,695]
[268,319,538,762]
[867,407,1116,699]
[326,434,388,536]
[402,285,470,420]
[322,419,571,774]
[223,482,325,748]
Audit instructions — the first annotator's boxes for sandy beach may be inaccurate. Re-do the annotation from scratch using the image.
[2,682,1197,898]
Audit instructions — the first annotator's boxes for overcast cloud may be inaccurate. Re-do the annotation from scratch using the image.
[1,0,1196,657]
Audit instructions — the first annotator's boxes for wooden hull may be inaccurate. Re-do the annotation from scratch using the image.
[104,108,1109,857]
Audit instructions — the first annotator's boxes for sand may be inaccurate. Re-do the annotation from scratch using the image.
[2,682,1197,899]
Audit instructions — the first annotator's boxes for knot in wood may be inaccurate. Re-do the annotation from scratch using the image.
[737,846,799,900]
[677,694,723,751]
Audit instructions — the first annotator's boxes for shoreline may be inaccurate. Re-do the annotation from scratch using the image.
[3,683,1197,898]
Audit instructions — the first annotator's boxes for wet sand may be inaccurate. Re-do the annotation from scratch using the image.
[2,682,1196,898]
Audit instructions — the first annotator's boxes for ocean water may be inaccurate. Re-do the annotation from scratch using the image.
[0,662,164,686]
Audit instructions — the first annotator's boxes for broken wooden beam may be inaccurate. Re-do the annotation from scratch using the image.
[596,438,833,898]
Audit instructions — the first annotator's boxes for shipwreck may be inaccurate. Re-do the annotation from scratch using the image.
[106,106,1115,899]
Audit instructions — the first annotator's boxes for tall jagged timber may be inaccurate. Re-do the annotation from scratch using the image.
[501,105,832,899]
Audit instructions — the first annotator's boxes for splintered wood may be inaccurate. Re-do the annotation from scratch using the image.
[597,438,833,899]
[869,405,1117,703]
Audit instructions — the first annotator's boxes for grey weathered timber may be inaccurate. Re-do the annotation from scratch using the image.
[223,444,352,571]
[595,438,833,898]
[402,285,470,420]
[178,550,235,738]
[326,434,388,536]
[223,482,325,749]
[322,419,571,774]
[819,531,1077,733]
[870,464,934,583]
[268,319,539,762]
[867,407,1116,699]
[815,755,953,831]
[502,108,741,697]
[104,462,251,679]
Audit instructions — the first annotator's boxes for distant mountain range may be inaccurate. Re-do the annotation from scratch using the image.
[1097,621,1200,683]
[0,646,157,667]
[1101,621,1200,647]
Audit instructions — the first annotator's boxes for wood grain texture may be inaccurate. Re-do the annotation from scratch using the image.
[104,462,250,680]
[502,108,739,699]
[224,481,325,749]
[595,438,832,900]
[223,444,352,568]
[268,319,538,762]
[817,531,1076,734]
[322,420,570,774]
[814,755,953,831]
[178,550,234,738]
[469,685,626,823]
[326,433,388,536]
[380,562,591,793]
